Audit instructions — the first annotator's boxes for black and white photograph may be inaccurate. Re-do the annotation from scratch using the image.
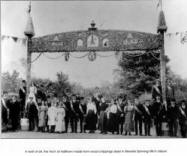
[1,0,187,145]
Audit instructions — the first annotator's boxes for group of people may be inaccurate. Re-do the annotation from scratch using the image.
[1,80,187,138]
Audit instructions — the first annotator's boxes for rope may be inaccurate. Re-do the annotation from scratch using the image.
[97,53,115,57]
[31,52,43,63]
[43,53,65,60]
[70,53,89,59]
[30,50,161,62]
[150,52,160,61]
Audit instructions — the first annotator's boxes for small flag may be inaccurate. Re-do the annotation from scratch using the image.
[12,37,18,42]
[157,0,162,10]
[181,32,187,44]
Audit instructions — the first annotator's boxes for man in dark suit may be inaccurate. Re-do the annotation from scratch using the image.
[26,96,38,131]
[19,80,26,117]
[70,95,79,133]
[8,94,20,131]
[1,91,9,132]
[117,96,125,135]
[142,100,152,136]
[152,96,167,136]
[78,96,86,133]
[167,99,179,137]
[63,96,72,133]
[72,95,85,133]
[178,100,187,138]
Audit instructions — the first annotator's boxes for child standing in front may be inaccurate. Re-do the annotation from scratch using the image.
[47,102,57,133]
[55,101,66,133]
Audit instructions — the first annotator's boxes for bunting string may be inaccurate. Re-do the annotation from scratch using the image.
[96,53,115,58]
[1,35,27,46]
[43,53,65,60]
[156,0,162,10]
[70,53,89,59]
[31,52,43,63]
[150,52,160,61]
[166,31,187,44]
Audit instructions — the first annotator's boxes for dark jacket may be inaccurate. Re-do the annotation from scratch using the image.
[152,101,167,122]
[26,102,38,119]
[134,104,143,120]
[8,101,20,120]
[19,87,26,100]
[1,100,8,125]
[142,105,152,122]
[100,102,108,112]
[167,106,179,122]
[178,107,187,124]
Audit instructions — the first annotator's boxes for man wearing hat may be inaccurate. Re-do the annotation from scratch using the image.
[142,99,153,136]
[167,99,179,137]
[70,94,79,133]
[63,95,72,133]
[152,96,167,136]
[8,94,20,131]
[26,95,38,131]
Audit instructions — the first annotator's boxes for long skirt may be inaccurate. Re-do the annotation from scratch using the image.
[124,111,134,132]
[55,116,65,132]
[85,110,97,131]
[38,111,46,127]
[99,111,107,132]
[107,113,118,132]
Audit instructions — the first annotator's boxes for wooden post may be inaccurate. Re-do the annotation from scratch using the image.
[24,2,35,110]
[26,37,32,105]
[160,33,166,103]
[157,10,167,104]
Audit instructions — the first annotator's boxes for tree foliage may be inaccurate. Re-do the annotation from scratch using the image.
[1,70,21,93]
[116,52,161,96]
[166,69,187,101]
[32,72,72,98]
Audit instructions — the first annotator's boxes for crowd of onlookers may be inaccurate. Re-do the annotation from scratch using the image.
[1,80,187,138]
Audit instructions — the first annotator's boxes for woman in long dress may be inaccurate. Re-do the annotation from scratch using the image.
[38,100,47,132]
[99,96,108,134]
[107,99,119,134]
[55,102,66,133]
[85,97,97,133]
[124,99,135,135]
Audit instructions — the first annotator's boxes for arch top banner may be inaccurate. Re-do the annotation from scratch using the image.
[31,30,162,53]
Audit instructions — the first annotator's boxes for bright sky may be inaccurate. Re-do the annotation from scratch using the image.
[1,0,187,87]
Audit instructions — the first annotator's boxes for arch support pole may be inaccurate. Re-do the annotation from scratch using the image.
[160,33,166,103]
[24,1,35,109]
[26,37,32,103]
[157,9,167,104]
